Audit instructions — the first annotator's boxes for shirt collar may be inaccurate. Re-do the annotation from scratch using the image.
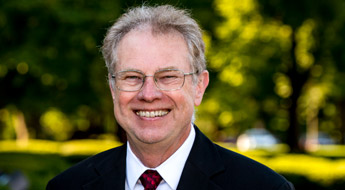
[126,125,196,190]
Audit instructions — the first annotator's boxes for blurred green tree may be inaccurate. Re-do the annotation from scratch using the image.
[0,0,217,141]
[0,0,122,140]
[195,0,345,152]
[1,0,344,149]
[197,0,294,144]
[257,0,345,148]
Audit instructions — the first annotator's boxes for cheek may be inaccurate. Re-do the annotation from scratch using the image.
[177,88,196,111]
[113,93,135,128]
[113,93,132,114]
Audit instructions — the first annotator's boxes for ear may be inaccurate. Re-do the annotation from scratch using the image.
[194,70,209,106]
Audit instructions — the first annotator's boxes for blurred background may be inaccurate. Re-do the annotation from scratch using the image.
[1,0,345,189]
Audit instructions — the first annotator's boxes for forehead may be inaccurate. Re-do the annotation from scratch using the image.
[116,26,191,72]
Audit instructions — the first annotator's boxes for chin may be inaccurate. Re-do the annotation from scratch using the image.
[137,131,167,144]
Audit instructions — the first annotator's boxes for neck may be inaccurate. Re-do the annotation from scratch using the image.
[128,126,191,168]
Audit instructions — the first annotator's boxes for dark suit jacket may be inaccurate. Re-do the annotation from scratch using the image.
[46,126,294,190]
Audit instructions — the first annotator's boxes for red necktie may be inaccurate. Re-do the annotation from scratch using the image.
[139,170,163,190]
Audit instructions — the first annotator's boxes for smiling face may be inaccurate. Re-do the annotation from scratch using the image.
[109,26,208,148]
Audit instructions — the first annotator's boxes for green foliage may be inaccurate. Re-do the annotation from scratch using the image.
[195,0,345,149]
[1,0,345,152]
[0,0,218,142]
[0,0,122,140]
[197,0,295,140]
[253,0,345,147]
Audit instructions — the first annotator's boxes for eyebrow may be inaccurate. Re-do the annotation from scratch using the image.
[159,66,178,70]
[117,66,180,73]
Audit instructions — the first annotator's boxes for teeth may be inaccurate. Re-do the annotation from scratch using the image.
[136,110,169,118]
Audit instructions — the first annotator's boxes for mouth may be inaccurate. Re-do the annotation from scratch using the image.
[135,110,170,118]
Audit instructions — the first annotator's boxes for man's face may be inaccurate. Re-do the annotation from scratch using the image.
[110,27,208,147]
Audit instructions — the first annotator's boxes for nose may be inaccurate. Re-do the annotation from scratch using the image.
[137,76,162,102]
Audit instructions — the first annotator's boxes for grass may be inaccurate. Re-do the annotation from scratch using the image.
[0,139,121,189]
[0,152,72,190]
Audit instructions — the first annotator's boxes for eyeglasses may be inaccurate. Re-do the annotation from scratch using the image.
[111,69,196,92]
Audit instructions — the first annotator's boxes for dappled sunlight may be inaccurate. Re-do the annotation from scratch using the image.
[0,108,16,139]
[219,111,234,126]
[274,73,292,98]
[0,139,122,156]
[0,140,60,154]
[298,83,331,123]
[218,143,345,187]
[201,98,220,114]
[41,73,54,86]
[0,107,28,140]
[198,0,298,140]
[219,67,244,86]
[16,62,29,75]
[40,108,73,141]
[295,19,316,70]
[264,154,345,186]
[215,0,258,40]
[1,0,345,189]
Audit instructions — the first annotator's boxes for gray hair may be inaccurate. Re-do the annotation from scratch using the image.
[101,5,206,77]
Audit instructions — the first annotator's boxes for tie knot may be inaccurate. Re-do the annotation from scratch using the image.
[139,170,163,190]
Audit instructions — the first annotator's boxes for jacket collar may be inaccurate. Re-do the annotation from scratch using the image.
[81,125,224,190]
[82,144,127,190]
[177,125,225,190]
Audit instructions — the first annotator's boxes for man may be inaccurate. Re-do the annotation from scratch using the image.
[47,5,294,190]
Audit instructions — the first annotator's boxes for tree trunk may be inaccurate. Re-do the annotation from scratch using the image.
[339,100,345,144]
[13,110,29,141]
[305,109,319,151]
[286,30,309,152]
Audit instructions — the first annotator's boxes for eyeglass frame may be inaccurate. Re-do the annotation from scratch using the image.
[110,69,196,92]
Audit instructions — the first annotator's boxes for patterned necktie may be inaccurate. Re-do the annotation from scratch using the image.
[139,170,163,190]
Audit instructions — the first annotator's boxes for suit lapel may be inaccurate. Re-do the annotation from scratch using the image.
[81,126,224,190]
[82,144,127,190]
[177,126,224,190]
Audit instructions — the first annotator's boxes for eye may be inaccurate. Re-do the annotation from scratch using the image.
[118,71,143,82]
[161,74,178,79]
[156,70,182,84]
[124,75,142,80]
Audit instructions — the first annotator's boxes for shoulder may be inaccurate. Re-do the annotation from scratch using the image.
[191,126,294,189]
[213,143,294,189]
[46,144,126,190]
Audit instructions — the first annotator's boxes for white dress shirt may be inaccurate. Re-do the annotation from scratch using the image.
[125,125,196,190]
